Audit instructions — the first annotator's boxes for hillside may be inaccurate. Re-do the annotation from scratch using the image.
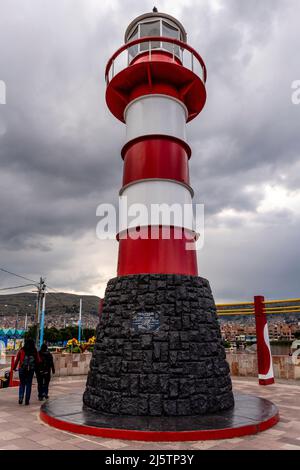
[0,292,101,329]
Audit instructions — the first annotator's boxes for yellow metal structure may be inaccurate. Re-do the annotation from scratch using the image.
[216,297,300,316]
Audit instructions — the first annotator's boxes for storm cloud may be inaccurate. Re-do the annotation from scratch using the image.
[0,0,299,300]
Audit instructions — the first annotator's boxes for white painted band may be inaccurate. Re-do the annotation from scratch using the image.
[124,95,187,145]
[258,372,274,380]
[119,179,194,232]
[258,324,274,380]
[120,178,194,197]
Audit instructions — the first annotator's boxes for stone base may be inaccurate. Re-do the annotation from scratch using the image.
[40,392,279,441]
[83,274,234,416]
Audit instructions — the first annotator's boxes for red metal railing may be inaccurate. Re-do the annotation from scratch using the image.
[105,36,207,85]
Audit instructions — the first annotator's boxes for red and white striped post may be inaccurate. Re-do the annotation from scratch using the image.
[105,11,207,277]
[254,295,275,385]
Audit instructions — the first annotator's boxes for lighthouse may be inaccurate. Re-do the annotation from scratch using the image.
[108,11,207,277]
[84,9,234,417]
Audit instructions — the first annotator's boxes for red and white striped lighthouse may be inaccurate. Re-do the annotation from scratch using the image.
[84,8,235,419]
[43,9,279,437]
[105,9,207,276]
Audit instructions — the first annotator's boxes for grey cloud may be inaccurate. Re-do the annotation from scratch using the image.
[0,0,299,299]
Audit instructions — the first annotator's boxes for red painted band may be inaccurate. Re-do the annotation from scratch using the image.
[121,135,192,160]
[130,50,182,66]
[117,226,198,276]
[123,139,190,186]
[40,409,279,442]
[259,378,275,386]
[129,83,180,104]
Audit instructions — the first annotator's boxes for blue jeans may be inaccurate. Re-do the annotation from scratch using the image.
[18,369,34,403]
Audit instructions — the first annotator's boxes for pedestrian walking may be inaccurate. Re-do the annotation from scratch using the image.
[36,343,55,400]
[13,338,39,405]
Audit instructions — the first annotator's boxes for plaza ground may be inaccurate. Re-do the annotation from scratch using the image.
[0,377,299,450]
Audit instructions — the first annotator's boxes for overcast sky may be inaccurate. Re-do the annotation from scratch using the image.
[0,0,299,301]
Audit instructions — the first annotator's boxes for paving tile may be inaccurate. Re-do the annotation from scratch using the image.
[73,440,109,450]
[281,444,300,450]
[1,376,299,450]
[8,438,48,450]
[98,439,129,449]
[38,437,66,447]
[277,437,300,447]
[47,442,81,450]
[0,444,21,450]
[0,431,21,441]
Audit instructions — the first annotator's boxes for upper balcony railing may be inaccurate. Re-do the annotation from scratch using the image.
[105,36,207,86]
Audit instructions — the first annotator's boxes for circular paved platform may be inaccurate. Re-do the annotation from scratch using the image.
[40,392,279,442]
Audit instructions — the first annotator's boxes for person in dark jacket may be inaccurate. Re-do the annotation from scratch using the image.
[36,343,55,400]
[13,338,39,405]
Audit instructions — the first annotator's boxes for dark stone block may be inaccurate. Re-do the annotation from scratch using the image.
[163,399,177,415]
[153,342,161,360]
[138,396,149,415]
[169,351,177,365]
[130,375,139,396]
[169,379,179,398]
[141,335,152,349]
[169,332,181,350]
[140,374,158,393]
[127,361,143,373]
[160,343,169,362]
[159,375,169,394]
[149,395,163,416]
[169,317,182,330]
[132,350,143,361]
[177,399,191,415]
[120,397,138,415]
[153,362,169,373]
[177,350,190,361]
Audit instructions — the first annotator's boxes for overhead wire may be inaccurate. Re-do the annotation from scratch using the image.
[0,283,37,291]
[0,267,39,285]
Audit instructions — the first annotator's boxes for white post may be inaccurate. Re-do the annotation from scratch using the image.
[39,293,46,348]
[78,298,82,343]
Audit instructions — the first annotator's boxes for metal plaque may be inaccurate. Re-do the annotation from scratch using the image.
[131,311,160,332]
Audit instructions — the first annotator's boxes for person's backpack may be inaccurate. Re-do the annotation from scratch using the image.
[21,354,36,372]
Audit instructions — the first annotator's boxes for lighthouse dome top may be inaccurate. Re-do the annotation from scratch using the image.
[124,10,187,44]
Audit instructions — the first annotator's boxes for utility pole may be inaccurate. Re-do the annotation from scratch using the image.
[78,298,82,343]
[35,277,46,348]
[25,303,31,332]
[39,292,46,348]
[14,309,19,350]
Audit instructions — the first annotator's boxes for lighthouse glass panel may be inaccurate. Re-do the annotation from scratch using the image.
[140,21,160,51]
[162,21,180,57]
[128,26,138,61]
